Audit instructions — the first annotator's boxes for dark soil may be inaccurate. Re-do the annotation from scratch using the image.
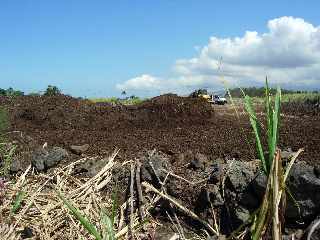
[0,94,319,166]
[1,94,319,238]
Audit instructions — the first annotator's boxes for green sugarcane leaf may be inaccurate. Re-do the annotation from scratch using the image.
[101,209,115,240]
[111,191,118,225]
[57,191,102,240]
[244,95,267,174]
[11,190,26,213]
[265,77,273,173]
[270,87,281,167]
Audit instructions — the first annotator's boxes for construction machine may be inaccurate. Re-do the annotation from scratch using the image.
[190,89,227,105]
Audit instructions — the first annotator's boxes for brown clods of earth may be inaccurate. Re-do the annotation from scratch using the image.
[0,94,319,167]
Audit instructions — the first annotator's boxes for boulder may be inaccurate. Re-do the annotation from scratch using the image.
[234,206,250,225]
[141,150,172,187]
[251,171,267,200]
[286,161,320,222]
[224,160,320,224]
[189,153,209,170]
[9,157,23,173]
[281,147,295,160]
[74,157,110,177]
[195,184,224,215]
[31,147,68,171]
[208,163,224,184]
[303,215,320,240]
[225,160,258,192]
[314,165,320,178]
[70,144,89,155]
[282,229,303,240]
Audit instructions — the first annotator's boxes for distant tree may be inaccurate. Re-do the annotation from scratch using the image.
[0,87,24,96]
[10,89,24,96]
[44,85,61,96]
[0,88,6,96]
[189,89,208,98]
[6,87,14,96]
[130,95,138,99]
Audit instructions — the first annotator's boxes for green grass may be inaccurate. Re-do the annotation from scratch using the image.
[90,97,146,105]
[281,92,320,103]
[11,190,26,213]
[57,191,117,240]
[91,97,119,104]
[240,92,320,105]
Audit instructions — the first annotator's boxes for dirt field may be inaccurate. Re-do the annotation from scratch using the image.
[1,94,320,239]
[1,94,319,167]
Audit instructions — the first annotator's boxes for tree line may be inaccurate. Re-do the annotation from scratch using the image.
[0,87,24,96]
[0,85,61,97]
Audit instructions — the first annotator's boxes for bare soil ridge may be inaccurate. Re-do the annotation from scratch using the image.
[0,94,319,165]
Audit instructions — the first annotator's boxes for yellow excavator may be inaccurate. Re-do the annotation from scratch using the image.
[197,93,214,103]
[191,89,227,105]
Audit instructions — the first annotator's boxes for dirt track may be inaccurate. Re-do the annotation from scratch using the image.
[1,94,319,166]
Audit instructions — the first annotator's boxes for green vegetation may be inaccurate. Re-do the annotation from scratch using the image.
[11,190,26,214]
[28,92,41,96]
[240,80,303,239]
[228,86,318,98]
[0,87,24,97]
[189,89,209,97]
[44,85,62,96]
[57,191,117,240]
[228,87,320,106]
[91,95,145,105]
[244,92,320,105]
[244,81,281,174]
[281,92,320,103]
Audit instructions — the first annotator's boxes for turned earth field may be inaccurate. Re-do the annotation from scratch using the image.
[1,93,320,239]
[1,94,319,169]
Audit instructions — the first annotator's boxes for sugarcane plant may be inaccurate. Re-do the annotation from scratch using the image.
[243,78,303,239]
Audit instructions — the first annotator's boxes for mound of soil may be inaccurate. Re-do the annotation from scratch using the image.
[139,94,213,118]
[5,94,214,131]
[0,94,319,167]
[135,94,214,125]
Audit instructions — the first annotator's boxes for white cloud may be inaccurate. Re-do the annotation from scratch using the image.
[116,74,161,91]
[117,16,320,94]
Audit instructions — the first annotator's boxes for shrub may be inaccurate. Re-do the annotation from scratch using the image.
[44,85,61,96]
[0,88,24,97]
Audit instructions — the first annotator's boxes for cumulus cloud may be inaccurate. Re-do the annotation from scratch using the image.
[116,74,161,91]
[117,16,320,94]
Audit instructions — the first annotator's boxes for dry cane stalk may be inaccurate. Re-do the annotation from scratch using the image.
[135,159,145,221]
[129,162,135,239]
[142,181,219,236]
[272,150,281,240]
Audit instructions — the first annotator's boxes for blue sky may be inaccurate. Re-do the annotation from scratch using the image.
[1,1,320,97]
